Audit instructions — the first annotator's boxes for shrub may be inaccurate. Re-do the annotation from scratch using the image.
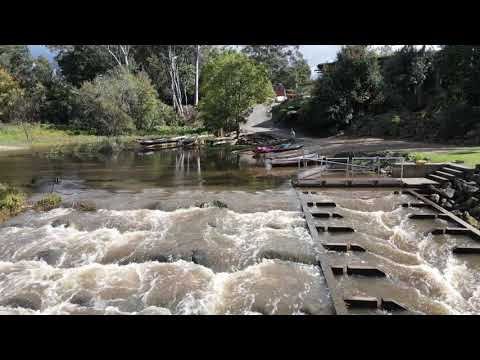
[0,183,26,217]
[34,193,62,211]
[73,68,176,136]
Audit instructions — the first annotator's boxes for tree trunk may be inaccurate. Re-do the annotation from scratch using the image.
[195,45,200,106]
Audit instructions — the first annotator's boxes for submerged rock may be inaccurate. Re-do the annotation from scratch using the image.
[51,219,71,228]
[1,293,42,311]
[191,249,209,267]
[72,201,96,212]
[197,200,228,209]
[34,249,62,265]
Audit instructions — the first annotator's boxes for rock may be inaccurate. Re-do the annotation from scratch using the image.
[69,290,94,307]
[463,196,479,209]
[2,293,42,310]
[51,219,71,228]
[72,201,96,212]
[444,201,454,210]
[35,249,61,265]
[452,210,463,217]
[470,205,480,218]
[471,174,480,185]
[197,200,228,209]
[443,186,456,199]
[430,194,440,203]
[191,249,209,267]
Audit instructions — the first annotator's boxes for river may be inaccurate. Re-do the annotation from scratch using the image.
[0,146,478,314]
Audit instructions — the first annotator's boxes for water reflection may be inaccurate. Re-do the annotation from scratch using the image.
[0,147,292,192]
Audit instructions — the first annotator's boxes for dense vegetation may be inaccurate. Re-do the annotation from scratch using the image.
[0,45,309,139]
[274,45,480,143]
[200,51,274,136]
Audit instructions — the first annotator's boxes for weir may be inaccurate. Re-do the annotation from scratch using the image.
[295,182,480,315]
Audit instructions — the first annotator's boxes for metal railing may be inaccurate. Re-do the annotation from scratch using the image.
[298,155,405,180]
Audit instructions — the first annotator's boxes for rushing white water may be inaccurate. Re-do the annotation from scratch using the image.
[1,187,480,315]
[311,189,480,315]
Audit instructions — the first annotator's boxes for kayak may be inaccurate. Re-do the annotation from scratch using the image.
[254,143,303,154]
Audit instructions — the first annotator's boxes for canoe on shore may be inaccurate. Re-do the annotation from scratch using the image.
[137,136,188,146]
[254,143,303,154]
[270,153,318,167]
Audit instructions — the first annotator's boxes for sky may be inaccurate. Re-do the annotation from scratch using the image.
[29,45,439,79]
[28,45,342,78]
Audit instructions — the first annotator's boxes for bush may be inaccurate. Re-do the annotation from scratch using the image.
[35,193,62,211]
[73,68,177,136]
[0,183,26,217]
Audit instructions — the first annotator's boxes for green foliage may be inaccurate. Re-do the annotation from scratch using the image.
[200,51,274,134]
[438,46,480,107]
[73,68,177,136]
[382,45,436,110]
[0,183,26,216]
[35,193,62,211]
[306,45,384,133]
[242,45,311,90]
[0,67,25,121]
[52,45,116,87]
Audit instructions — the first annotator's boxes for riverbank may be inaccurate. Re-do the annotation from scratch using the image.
[0,124,206,152]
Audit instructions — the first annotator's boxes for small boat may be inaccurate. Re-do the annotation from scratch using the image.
[137,136,187,146]
[254,143,303,154]
[270,153,318,167]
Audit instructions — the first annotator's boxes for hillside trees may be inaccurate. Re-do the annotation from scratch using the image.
[200,51,274,137]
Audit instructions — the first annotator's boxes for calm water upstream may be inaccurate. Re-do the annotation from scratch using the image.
[0,147,478,314]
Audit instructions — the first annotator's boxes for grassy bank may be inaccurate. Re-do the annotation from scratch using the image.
[0,123,207,150]
[408,147,480,167]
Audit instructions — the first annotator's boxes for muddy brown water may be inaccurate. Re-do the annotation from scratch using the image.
[0,147,479,314]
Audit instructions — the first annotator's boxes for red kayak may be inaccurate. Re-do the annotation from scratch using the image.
[254,144,303,154]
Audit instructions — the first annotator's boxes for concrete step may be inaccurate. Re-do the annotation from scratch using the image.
[344,296,408,312]
[444,163,474,174]
[440,166,464,176]
[427,174,450,183]
[452,246,480,254]
[331,265,386,277]
[430,227,472,236]
[323,243,366,252]
[434,170,456,179]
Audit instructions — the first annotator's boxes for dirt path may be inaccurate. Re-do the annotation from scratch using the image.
[242,104,458,156]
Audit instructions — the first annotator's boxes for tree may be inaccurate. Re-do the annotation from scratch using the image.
[242,45,311,89]
[438,45,480,106]
[382,45,436,110]
[50,45,116,87]
[200,51,274,137]
[0,67,24,122]
[307,45,384,133]
[0,45,33,84]
[73,68,176,136]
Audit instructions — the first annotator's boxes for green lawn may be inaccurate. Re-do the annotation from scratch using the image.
[0,124,207,149]
[409,147,480,167]
[0,124,101,147]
